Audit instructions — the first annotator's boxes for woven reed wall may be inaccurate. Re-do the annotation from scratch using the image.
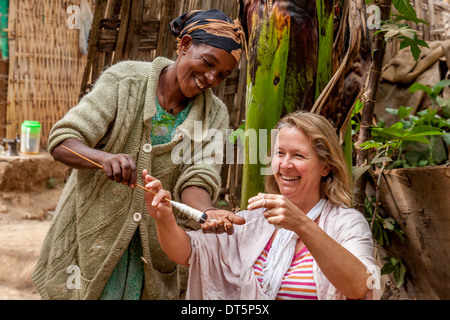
[415,0,450,41]
[5,0,96,148]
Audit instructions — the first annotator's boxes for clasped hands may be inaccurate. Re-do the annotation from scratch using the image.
[143,171,302,235]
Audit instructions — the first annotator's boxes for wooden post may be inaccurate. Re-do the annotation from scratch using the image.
[80,0,109,97]
[0,58,7,140]
[354,0,393,213]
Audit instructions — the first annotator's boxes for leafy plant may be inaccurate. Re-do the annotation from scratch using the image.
[351,99,364,136]
[354,79,450,288]
[375,22,428,61]
[381,256,407,287]
[369,0,429,61]
[410,79,450,109]
[363,194,406,287]
[358,110,445,168]
[391,0,428,25]
[359,77,450,169]
[364,195,405,247]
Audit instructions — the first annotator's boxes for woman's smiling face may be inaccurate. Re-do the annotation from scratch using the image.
[271,126,330,209]
[176,37,237,98]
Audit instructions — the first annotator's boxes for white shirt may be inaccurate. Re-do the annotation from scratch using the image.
[187,200,381,300]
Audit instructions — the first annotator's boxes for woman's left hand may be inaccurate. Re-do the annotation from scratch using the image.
[142,170,174,224]
[201,209,246,235]
[247,193,308,232]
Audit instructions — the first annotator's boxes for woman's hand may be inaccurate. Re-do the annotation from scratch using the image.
[248,193,372,299]
[142,170,175,225]
[101,152,137,188]
[201,209,246,235]
[247,193,308,232]
[142,170,192,265]
[180,186,246,235]
[53,138,138,189]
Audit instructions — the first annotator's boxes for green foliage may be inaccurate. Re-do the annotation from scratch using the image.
[381,256,407,287]
[410,79,450,108]
[375,22,428,61]
[355,79,450,288]
[391,0,429,25]
[357,1,441,290]
[351,99,364,136]
[364,195,405,247]
[359,120,445,168]
[369,0,430,61]
[359,83,450,168]
[364,195,406,287]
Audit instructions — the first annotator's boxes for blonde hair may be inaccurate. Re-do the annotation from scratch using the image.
[265,111,353,207]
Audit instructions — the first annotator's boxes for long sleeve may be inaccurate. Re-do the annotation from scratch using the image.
[315,204,381,300]
[172,93,230,203]
[48,71,120,153]
[186,209,273,300]
[48,61,146,155]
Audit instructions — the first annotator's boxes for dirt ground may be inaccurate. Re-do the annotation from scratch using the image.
[0,183,63,300]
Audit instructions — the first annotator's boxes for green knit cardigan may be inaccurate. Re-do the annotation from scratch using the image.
[31,57,229,300]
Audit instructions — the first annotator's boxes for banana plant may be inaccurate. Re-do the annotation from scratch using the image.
[237,0,372,208]
[238,0,319,209]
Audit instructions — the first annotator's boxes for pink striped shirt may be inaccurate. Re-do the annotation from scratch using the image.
[253,241,317,300]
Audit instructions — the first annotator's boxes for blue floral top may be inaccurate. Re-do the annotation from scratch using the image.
[151,98,193,145]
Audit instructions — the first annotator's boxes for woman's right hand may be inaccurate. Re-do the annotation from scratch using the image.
[53,138,137,189]
[100,152,137,189]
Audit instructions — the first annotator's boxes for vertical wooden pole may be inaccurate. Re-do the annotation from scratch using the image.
[354,0,393,213]
[0,58,7,140]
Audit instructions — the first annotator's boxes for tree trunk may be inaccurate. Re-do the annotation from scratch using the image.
[239,0,318,209]
[311,0,372,139]
[316,0,334,98]
[378,165,450,299]
[237,0,373,209]
[354,0,392,213]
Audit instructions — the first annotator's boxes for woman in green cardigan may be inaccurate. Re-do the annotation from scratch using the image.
[32,9,245,300]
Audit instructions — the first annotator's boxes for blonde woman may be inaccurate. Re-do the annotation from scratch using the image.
[143,111,381,300]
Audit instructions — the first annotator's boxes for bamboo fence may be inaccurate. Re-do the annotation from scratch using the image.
[4,0,95,148]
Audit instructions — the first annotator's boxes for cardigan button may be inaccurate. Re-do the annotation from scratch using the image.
[143,143,152,153]
[133,212,142,223]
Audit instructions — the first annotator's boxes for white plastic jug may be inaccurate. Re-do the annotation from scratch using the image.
[20,120,41,154]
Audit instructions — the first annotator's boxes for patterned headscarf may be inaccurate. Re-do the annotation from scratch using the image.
[169,9,244,63]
